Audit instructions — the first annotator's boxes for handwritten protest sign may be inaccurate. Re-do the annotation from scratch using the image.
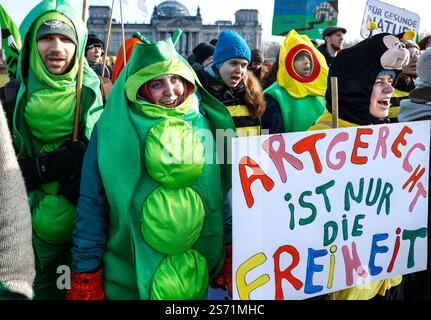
[232,121,429,300]
[360,0,420,39]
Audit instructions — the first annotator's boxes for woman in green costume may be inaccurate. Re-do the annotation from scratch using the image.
[67,31,229,300]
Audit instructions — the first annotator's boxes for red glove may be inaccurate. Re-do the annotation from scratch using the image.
[214,244,232,297]
[66,268,105,300]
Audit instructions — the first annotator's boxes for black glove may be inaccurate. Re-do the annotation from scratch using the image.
[59,140,87,176]
[58,175,81,206]
[18,140,87,191]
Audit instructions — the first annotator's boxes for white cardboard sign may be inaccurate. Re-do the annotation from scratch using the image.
[232,121,429,300]
[361,0,420,39]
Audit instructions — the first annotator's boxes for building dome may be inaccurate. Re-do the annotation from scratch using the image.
[156,1,190,18]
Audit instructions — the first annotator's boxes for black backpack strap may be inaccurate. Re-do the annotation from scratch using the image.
[0,79,20,133]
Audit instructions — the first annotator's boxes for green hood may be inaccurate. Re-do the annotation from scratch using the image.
[13,0,102,158]
[121,30,235,196]
[124,34,197,119]
[17,0,86,84]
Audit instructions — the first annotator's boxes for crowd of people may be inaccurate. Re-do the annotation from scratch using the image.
[0,0,430,300]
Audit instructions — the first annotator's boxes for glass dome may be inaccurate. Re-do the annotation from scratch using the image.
[156,1,190,18]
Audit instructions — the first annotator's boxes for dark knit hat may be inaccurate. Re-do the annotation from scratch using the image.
[192,42,215,64]
[251,49,264,63]
[36,19,77,46]
[85,34,105,55]
[213,30,251,67]
[322,26,347,39]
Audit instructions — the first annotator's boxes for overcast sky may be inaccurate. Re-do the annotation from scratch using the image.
[2,0,430,43]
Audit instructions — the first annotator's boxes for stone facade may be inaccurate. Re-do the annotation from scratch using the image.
[87,0,262,57]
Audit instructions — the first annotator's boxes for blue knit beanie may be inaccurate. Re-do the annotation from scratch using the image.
[377,69,396,79]
[213,30,251,68]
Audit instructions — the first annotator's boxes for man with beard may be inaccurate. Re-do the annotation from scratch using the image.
[317,26,346,66]
[1,0,103,299]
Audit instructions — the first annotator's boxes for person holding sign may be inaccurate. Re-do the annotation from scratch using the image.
[67,31,228,300]
[261,30,327,134]
[309,32,410,299]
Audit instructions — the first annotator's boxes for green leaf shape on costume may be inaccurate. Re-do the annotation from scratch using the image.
[145,118,204,189]
[150,249,208,300]
[32,194,76,244]
[141,186,205,255]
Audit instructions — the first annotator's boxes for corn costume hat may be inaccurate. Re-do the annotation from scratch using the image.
[263,30,328,132]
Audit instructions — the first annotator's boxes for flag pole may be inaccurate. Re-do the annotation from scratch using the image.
[73,0,87,141]
[331,77,339,129]
[102,0,115,78]
[119,0,127,68]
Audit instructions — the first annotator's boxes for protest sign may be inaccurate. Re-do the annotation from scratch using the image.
[232,121,429,300]
[272,0,339,39]
[361,0,420,38]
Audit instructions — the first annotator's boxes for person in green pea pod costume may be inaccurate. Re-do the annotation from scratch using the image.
[9,0,103,299]
[67,30,235,300]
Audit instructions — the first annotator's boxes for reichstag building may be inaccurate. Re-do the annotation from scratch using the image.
[87,0,262,57]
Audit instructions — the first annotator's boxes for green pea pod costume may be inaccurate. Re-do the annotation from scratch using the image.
[96,30,236,299]
[13,0,103,299]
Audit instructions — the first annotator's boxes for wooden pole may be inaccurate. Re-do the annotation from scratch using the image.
[119,0,127,68]
[73,0,87,141]
[330,77,339,129]
[102,0,115,78]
